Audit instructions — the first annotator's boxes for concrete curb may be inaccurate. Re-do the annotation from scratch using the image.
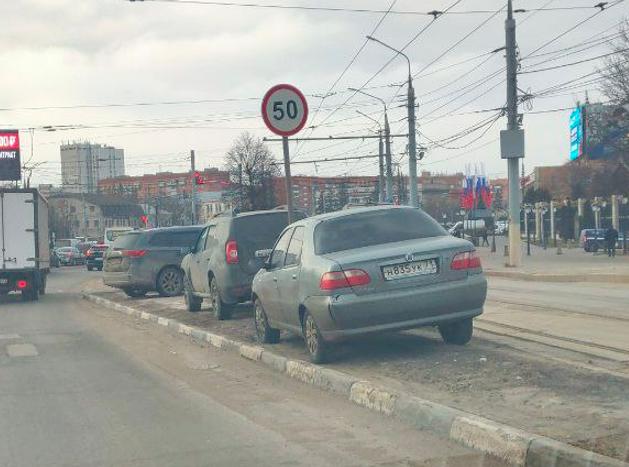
[485,270,629,284]
[82,293,628,467]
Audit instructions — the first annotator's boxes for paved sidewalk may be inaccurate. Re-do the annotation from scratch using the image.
[478,236,629,279]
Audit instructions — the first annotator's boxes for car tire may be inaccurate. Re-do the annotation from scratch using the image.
[592,242,599,253]
[209,277,232,320]
[302,311,329,363]
[87,265,93,271]
[156,267,184,297]
[97,266,103,271]
[254,299,280,344]
[39,275,46,295]
[124,288,147,298]
[439,318,473,345]
[184,281,202,312]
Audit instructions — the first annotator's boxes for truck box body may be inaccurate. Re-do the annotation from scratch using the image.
[0,189,49,300]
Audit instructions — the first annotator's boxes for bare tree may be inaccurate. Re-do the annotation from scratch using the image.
[599,20,629,104]
[224,132,280,211]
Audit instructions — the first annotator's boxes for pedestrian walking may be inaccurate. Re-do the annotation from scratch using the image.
[605,227,619,257]
[481,230,489,247]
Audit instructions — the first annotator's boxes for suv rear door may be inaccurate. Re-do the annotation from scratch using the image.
[104,232,144,272]
[233,212,293,279]
[190,225,218,293]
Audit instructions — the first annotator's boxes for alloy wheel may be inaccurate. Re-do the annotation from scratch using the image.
[160,270,182,295]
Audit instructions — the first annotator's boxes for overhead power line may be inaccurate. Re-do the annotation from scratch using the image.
[519,48,629,74]
[130,0,607,16]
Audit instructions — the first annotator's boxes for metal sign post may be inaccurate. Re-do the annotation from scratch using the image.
[261,84,309,224]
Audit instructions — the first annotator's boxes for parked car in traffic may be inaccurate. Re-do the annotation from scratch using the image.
[55,247,85,266]
[251,206,487,363]
[579,229,608,252]
[181,209,303,319]
[103,226,203,298]
[86,244,108,271]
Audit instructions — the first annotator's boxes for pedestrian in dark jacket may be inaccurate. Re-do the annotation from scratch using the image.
[605,227,619,257]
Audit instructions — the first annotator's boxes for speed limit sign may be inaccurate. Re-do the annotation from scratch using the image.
[261,84,309,137]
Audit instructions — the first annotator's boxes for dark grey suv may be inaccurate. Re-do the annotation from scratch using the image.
[181,209,300,319]
[103,226,203,298]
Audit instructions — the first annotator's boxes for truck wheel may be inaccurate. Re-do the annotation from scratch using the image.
[21,286,39,302]
[439,318,473,345]
[209,277,232,320]
[157,267,184,297]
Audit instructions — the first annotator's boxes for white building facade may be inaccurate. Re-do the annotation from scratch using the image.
[61,143,125,193]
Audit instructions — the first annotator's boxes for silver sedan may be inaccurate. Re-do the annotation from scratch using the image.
[252,206,487,363]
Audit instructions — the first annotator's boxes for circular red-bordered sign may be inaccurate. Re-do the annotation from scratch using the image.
[261,84,309,137]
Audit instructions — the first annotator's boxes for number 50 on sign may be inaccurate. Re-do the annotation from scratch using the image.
[261,84,309,137]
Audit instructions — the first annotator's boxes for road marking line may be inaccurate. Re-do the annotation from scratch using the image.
[0,334,21,340]
[6,343,38,357]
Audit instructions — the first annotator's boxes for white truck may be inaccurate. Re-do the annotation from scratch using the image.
[0,189,50,301]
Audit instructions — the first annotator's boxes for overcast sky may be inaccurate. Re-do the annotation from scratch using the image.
[1,0,626,185]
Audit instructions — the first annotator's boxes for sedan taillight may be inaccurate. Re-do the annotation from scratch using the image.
[320,269,371,290]
[451,251,482,271]
[122,250,146,257]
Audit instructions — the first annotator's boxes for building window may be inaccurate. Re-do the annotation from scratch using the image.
[89,206,95,213]
[93,219,100,229]
[70,206,76,213]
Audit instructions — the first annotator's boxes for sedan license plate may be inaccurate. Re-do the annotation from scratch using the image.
[382,259,438,281]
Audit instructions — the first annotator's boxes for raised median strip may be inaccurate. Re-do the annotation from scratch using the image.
[82,292,628,467]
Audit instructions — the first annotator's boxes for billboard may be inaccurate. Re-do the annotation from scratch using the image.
[569,106,584,161]
[584,103,629,160]
[0,129,21,181]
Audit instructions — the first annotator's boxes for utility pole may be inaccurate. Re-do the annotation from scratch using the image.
[407,73,419,208]
[384,112,393,203]
[377,131,385,202]
[190,149,196,225]
[502,0,524,267]
[364,36,418,207]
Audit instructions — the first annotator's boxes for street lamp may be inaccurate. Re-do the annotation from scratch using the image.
[366,35,419,208]
[349,87,393,202]
[355,110,385,203]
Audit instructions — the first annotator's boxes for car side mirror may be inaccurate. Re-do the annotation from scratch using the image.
[255,249,273,260]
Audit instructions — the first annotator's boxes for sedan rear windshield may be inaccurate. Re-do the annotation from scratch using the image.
[314,208,446,255]
[112,233,142,250]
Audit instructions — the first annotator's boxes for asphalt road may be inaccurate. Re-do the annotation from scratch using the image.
[0,267,504,467]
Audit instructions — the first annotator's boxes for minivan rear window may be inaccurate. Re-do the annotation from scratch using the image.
[112,233,142,250]
[314,208,446,255]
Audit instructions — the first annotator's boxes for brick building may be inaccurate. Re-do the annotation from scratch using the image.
[98,168,230,203]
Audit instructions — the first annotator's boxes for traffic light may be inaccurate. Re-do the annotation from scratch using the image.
[193,171,205,185]
[140,215,148,225]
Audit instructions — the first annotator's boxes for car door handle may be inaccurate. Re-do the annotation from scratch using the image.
[291,274,297,280]
[273,277,278,282]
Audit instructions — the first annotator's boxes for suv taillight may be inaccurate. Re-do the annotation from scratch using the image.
[225,240,239,264]
[320,269,370,290]
[122,249,146,257]
[451,251,482,270]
